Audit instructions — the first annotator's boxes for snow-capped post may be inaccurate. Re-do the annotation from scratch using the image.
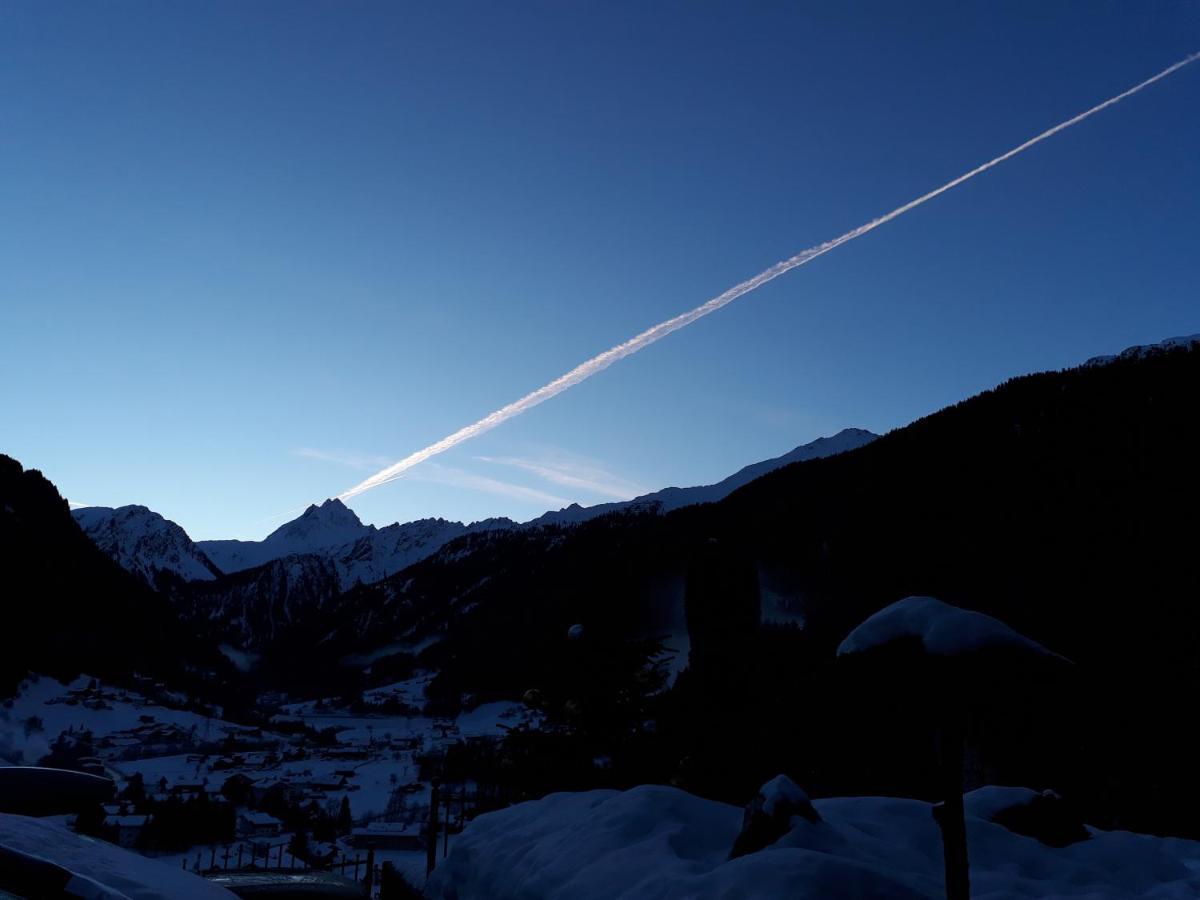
[837,596,1069,900]
[729,775,820,859]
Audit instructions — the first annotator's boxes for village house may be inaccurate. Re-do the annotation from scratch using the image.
[104,814,150,848]
[237,811,283,838]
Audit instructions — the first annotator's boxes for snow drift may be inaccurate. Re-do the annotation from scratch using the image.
[425,783,1200,899]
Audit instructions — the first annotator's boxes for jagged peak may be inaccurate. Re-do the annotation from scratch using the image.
[267,497,366,540]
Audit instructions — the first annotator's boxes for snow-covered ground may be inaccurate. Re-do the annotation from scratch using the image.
[0,670,529,900]
[426,784,1200,899]
[0,675,238,765]
[0,669,528,898]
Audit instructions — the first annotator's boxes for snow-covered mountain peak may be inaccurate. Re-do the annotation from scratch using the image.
[265,497,368,547]
[72,504,222,585]
[80,429,878,593]
[199,497,375,576]
[1084,333,1199,367]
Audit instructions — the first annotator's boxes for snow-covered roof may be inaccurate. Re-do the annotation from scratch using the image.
[0,813,235,898]
[837,596,1064,661]
[240,811,282,826]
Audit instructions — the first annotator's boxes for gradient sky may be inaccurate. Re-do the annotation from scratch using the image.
[2,2,1197,540]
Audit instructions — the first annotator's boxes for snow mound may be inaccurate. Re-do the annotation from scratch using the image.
[963,785,1045,820]
[0,813,235,898]
[964,785,1089,848]
[837,596,1062,660]
[731,775,819,859]
[426,785,1200,899]
[759,774,812,818]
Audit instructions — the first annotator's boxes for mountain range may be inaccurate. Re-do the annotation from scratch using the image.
[5,334,1199,835]
[71,427,879,592]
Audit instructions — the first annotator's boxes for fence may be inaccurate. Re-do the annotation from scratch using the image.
[183,841,378,884]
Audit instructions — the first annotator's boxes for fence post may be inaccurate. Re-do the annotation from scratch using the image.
[427,780,440,876]
[364,849,375,892]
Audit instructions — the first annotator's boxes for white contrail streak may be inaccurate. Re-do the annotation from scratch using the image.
[339,51,1199,501]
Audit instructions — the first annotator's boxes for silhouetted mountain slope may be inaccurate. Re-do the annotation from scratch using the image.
[716,344,1200,668]
[320,345,1199,834]
[0,456,228,697]
[529,428,877,525]
[339,347,1199,672]
[172,552,342,651]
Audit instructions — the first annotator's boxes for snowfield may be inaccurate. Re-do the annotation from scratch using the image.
[425,784,1200,899]
[0,675,234,766]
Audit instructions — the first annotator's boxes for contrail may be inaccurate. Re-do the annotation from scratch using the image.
[339,51,1199,501]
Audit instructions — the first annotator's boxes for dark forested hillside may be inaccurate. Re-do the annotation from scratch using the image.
[0,456,232,698]
[719,346,1200,665]
[320,345,1200,835]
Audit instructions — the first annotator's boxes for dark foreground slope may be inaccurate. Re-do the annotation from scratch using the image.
[0,456,233,698]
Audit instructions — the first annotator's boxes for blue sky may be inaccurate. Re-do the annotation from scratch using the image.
[2,2,1197,539]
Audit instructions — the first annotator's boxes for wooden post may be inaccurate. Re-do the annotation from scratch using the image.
[443,787,451,858]
[364,849,375,892]
[937,721,970,900]
[210,847,216,871]
[427,780,440,876]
